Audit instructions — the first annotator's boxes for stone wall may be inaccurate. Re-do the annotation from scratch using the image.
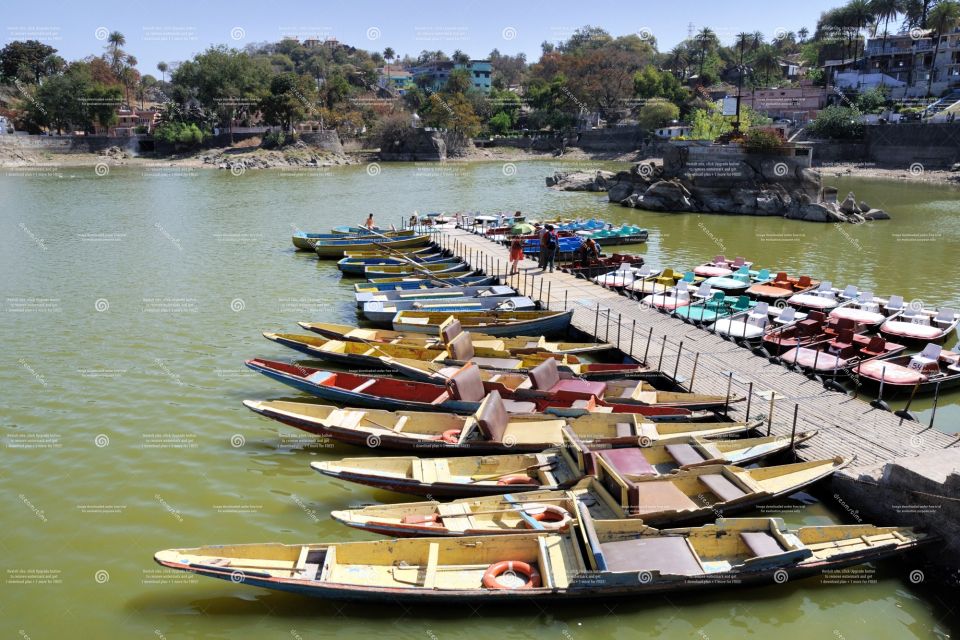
[809,123,960,167]
[378,128,446,161]
[832,449,960,582]
[10,134,138,154]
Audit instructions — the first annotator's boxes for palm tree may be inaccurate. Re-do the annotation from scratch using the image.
[798,27,810,43]
[847,0,875,68]
[904,0,935,28]
[694,27,718,77]
[452,49,471,65]
[870,0,904,47]
[121,54,137,105]
[107,31,126,71]
[382,47,395,91]
[754,44,781,85]
[667,44,689,80]
[157,61,168,84]
[926,0,960,97]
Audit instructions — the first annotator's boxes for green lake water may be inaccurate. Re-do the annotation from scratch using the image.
[2,160,958,638]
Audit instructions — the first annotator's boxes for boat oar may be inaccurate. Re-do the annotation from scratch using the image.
[467,462,557,483]
[362,237,459,287]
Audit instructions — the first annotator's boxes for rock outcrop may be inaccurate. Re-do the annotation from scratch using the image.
[546,170,616,191]
[549,143,890,223]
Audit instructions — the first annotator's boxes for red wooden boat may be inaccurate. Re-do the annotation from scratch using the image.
[245,358,728,418]
[854,345,960,394]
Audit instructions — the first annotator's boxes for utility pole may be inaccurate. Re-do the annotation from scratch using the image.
[734,38,745,134]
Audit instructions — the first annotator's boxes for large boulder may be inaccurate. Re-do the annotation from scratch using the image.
[546,170,616,191]
[637,180,695,212]
[607,180,635,203]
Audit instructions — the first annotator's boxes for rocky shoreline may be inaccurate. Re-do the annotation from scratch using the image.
[547,145,894,223]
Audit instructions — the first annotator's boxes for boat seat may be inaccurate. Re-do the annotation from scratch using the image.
[447,363,485,402]
[305,371,335,384]
[740,531,785,558]
[550,378,607,398]
[502,399,537,414]
[447,331,476,360]
[470,356,524,369]
[599,537,704,576]
[502,420,565,445]
[597,449,656,477]
[698,474,748,502]
[665,443,708,467]
[528,358,562,390]
[628,480,700,515]
[475,391,511,441]
[860,336,887,357]
[351,379,377,394]
[615,422,634,438]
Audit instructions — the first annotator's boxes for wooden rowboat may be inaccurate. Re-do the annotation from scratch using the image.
[325,455,847,535]
[313,235,431,258]
[353,276,494,292]
[243,360,709,420]
[392,309,574,337]
[258,333,643,379]
[292,229,414,251]
[336,254,452,275]
[300,321,616,354]
[154,516,929,602]
[353,285,518,308]
[313,426,818,500]
[361,296,536,325]
[364,270,480,284]
[343,246,438,258]
[362,261,470,277]
[242,391,758,454]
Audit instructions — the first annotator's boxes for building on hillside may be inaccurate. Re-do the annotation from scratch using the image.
[377,67,414,95]
[733,81,829,124]
[654,124,692,139]
[828,28,960,98]
[411,60,492,93]
[95,107,160,136]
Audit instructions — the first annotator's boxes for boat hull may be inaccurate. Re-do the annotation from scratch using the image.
[392,309,574,337]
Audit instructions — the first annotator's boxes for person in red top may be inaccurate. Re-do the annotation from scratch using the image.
[508,236,524,275]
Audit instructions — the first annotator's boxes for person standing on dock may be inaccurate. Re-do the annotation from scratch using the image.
[536,225,549,270]
[543,224,559,273]
[509,236,524,275]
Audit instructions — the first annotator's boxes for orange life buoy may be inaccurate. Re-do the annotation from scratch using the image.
[440,429,461,444]
[520,503,573,531]
[481,560,542,590]
[496,474,537,486]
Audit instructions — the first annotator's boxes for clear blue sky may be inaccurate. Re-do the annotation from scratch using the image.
[6,0,845,75]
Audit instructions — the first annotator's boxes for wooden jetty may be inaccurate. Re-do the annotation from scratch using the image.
[427,225,957,467]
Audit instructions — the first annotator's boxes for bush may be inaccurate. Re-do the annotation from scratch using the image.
[637,98,680,131]
[808,106,865,140]
[154,122,207,146]
[261,129,298,148]
[488,111,513,135]
[742,128,783,153]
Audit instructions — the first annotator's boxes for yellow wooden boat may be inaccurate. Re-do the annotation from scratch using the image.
[242,391,758,454]
[311,426,819,498]
[328,454,849,536]
[154,516,930,602]
[291,229,415,251]
[364,271,478,284]
[299,321,616,355]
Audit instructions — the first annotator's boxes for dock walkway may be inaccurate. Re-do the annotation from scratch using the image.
[433,225,957,467]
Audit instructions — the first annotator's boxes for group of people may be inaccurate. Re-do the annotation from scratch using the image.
[509,223,562,274]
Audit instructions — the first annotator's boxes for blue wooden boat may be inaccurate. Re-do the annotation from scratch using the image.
[522,237,585,255]
[355,285,517,307]
[362,296,536,324]
[337,254,451,275]
[365,269,479,283]
[353,276,495,293]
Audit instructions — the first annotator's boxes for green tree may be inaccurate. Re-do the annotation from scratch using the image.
[633,65,687,104]
[170,46,272,125]
[694,27,719,76]
[637,98,680,130]
[260,72,317,131]
[157,61,168,83]
[809,105,865,139]
[107,31,126,72]
[23,68,89,133]
[0,40,57,82]
[488,111,512,134]
[444,68,473,94]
